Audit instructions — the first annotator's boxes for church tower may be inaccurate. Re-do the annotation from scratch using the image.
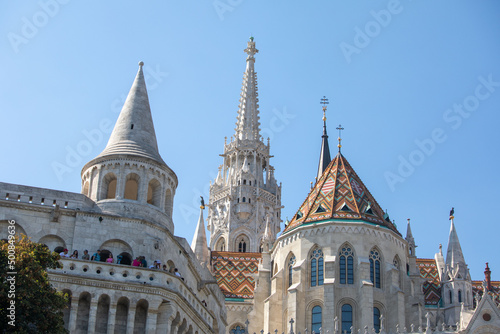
[207,38,282,253]
[439,211,473,326]
[81,62,178,232]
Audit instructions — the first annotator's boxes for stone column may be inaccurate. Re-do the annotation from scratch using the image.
[87,301,99,334]
[115,164,125,199]
[146,310,158,334]
[68,296,80,333]
[126,306,136,334]
[107,304,117,334]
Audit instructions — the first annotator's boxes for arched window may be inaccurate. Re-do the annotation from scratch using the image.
[458,290,462,303]
[230,325,245,334]
[242,197,246,202]
[238,240,246,252]
[341,304,353,334]
[215,237,225,251]
[369,249,381,288]
[311,306,322,333]
[310,248,324,287]
[124,173,139,200]
[288,255,296,287]
[102,173,117,200]
[147,179,161,207]
[243,180,246,185]
[373,307,381,333]
[339,245,354,284]
[449,290,453,304]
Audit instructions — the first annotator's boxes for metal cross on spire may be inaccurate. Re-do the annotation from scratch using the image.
[336,124,344,152]
[320,96,329,121]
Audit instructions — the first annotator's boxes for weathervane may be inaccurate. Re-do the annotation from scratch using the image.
[336,124,344,152]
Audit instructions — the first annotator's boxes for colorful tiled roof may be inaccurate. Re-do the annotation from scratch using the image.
[472,281,500,307]
[211,251,261,299]
[284,153,399,234]
[417,258,442,306]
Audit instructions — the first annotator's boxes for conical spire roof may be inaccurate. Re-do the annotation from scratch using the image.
[234,38,261,141]
[97,62,165,164]
[317,112,331,180]
[445,218,466,270]
[191,207,210,265]
[285,152,399,234]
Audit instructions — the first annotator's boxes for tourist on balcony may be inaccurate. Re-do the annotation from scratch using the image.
[162,264,168,271]
[70,250,79,259]
[60,249,70,258]
[82,250,90,260]
[106,253,114,263]
[132,257,141,266]
[150,260,158,269]
[91,249,101,261]
[140,256,148,268]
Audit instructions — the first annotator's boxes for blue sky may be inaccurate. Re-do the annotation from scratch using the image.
[1,1,499,279]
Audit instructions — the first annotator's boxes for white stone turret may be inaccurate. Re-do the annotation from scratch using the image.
[191,205,210,267]
[207,38,282,253]
[81,62,178,232]
[441,215,473,326]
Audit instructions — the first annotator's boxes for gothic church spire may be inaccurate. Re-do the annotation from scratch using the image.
[234,37,261,141]
[317,96,331,180]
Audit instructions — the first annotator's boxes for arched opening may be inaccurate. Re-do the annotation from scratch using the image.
[288,255,296,288]
[339,244,354,285]
[341,304,353,334]
[0,220,27,239]
[458,290,462,303]
[373,307,381,333]
[117,252,132,265]
[133,299,148,334]
[147,179,162,207]
[166,260,175,273]
[311,305,322,333]
[100,249,112,263]
[310,248,324,287]
[101,173,117,200]
[62,289,72,331]
[369,248,382,288]
[38,234,66,254]
[165,189,173,217]
[114,297,129,334]
[124,173,139,200]
[235,234,249,253]
[100,239,133,264]
[76,292,91,333]
[95,294,110,334]
[83,181,90,197]
[216,237,226,252]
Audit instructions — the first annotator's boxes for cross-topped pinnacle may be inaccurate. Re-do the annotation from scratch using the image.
[320,96,329,121]
[336,124,344,152]
[244,37,258,59]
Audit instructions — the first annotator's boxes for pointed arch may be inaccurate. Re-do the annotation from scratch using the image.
[339,242,355,285]
[215,237,226,252]
[309,245,324,287]
[286,253,296,288]
[235,234,249,253]
[369,247,382,288]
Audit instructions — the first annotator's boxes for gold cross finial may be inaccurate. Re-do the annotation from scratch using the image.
[336,124,344,152]
[320,96,329,121]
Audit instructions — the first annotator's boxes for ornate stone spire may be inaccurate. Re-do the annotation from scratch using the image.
[191,204,210,266]
[317,96,331,181]
[445,218,465,269]
[234,37,261,141]
[98,61,165,164]
[406,218,416,257]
